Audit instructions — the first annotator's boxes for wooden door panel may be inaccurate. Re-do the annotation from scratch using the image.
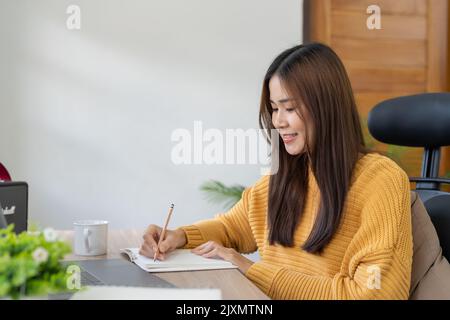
[346,65,426,92]
[331,0,427,15]
[331,38,426,67]
[332,11,427,40]
[304,0,449,179]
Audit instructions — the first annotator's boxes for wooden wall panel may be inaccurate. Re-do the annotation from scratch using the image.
[304,0,449,178]
[331,38,426,67]
[331,11,427,40]
[346,65,426,93]
[331,0,427,15]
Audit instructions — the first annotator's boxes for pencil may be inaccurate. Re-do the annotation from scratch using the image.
[153,203,175,262]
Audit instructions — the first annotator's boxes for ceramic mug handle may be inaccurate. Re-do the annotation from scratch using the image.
[83,228,91,253]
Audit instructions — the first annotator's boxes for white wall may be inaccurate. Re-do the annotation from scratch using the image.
[0,0,302,235]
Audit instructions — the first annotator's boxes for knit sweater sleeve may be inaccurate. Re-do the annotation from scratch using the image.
[177,185,258,254]
[245,164,413,300]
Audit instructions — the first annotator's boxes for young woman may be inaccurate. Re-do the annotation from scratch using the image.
[140,43,413,300]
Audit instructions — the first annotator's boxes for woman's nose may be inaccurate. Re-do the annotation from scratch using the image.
[273,111,288,129]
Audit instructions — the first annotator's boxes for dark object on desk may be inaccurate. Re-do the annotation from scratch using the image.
[0,181,28,233]
[0,202,7,229]
[65,259,175,288]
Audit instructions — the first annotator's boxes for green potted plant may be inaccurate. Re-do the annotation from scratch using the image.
[0,225,72,299]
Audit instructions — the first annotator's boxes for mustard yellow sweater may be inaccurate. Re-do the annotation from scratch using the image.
[180,153,413,299]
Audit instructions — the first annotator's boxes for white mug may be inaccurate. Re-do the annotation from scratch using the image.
[73,220,108,256]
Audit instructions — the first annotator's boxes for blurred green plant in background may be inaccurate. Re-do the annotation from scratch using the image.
[200,180,245,210]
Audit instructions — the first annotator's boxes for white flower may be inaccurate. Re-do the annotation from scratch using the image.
[43,228,58,242]
[32,247,49,264]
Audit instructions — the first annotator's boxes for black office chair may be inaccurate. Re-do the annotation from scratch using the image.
[368,93,450,260]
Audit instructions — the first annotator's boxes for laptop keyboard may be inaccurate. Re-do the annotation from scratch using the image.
[80,268,105,286]
[79,268,174,288]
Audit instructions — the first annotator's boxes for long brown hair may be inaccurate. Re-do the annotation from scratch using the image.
[259,43,367,254]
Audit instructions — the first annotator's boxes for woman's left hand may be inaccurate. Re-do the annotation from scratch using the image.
[191,241,254,274]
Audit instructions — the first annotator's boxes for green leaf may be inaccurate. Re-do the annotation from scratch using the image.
[200,180,245,209]
[26,279,49,297]
[0,275,11,297]
[11,258,28,286]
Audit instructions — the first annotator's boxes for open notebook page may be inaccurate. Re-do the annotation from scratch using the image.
[121,248,238,273]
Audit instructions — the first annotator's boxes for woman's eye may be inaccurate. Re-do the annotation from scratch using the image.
[272,108,278,112]
[286,108,295,112]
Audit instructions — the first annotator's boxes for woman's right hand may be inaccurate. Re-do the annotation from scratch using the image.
[139,224,187,260]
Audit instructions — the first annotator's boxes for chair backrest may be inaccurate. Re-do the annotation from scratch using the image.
[415,190,450,260]
[368,93,450,261]
[409,191,450,299]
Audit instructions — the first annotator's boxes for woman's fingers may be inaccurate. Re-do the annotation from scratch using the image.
[202,247,232,261]
[158,237,175,253]
[143,234,159,251]
[201,246,236,262]
[190,241,207,252]
[192,241,216,255]
[139,242,167,260]
[202,247,221,259]
[192,241,234,261]
[139,242,154,258]
[156,252,166,260]
[143,225,161,250]
[141,225,185,261]
[194,241,216,250]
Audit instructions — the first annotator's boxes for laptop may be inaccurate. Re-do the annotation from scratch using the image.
[0,181,28,233]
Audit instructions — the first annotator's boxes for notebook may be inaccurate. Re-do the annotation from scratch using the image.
[121,248,238,273]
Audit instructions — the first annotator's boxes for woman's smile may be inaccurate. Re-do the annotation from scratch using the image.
[281,133,298,144]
